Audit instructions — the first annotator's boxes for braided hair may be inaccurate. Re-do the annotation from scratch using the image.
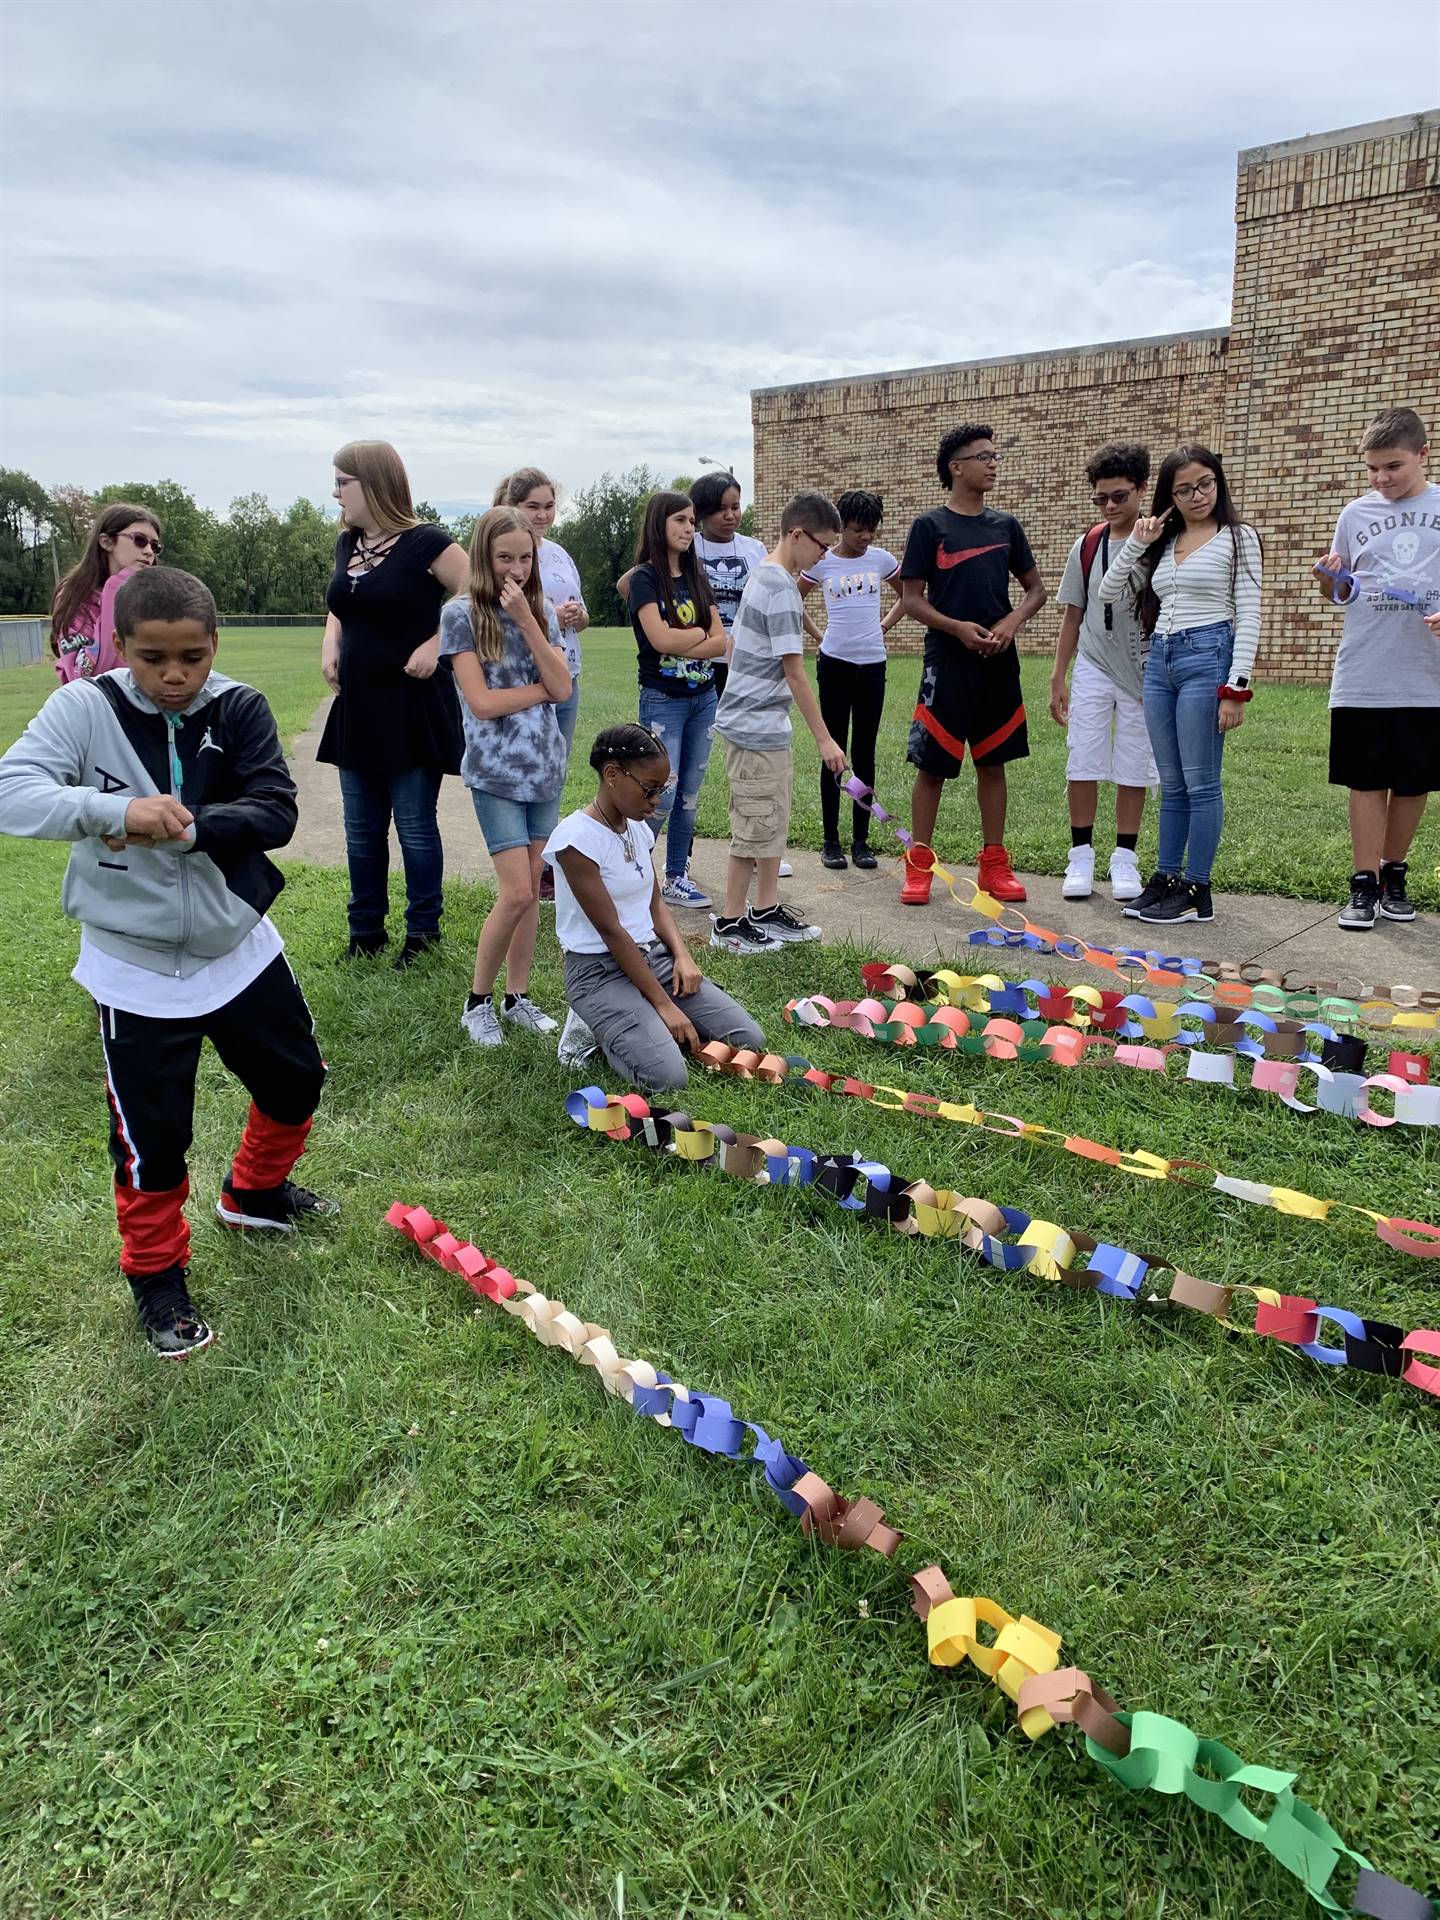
[589,722,668,775]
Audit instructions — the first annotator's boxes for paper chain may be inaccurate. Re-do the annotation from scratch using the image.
[657,1043,1440,1258]
[386,1199,1434,1919]
[566,1083,1440,1401]
[1315,561,1422,609]
[782,992,1440,1135]
[859,961,1440,1061]
[838,777,1440,1030]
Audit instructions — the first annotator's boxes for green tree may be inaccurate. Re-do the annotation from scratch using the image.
[551,465,661,626]
[0,469,55,613]
[449,511,478,552]
[46,485,95,577]
[211,493,281,614]
[93,480,218,581]
[669,473,697,496]
[413,500,443,525]
[274,497,338,615]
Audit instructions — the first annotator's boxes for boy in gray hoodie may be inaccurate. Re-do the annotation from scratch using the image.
[0,567,334,1356]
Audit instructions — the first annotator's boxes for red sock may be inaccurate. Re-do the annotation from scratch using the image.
[116,1178,190,1276]
[229,1103,313,1193]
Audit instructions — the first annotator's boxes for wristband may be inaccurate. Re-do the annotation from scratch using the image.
[1218,685,1253,703]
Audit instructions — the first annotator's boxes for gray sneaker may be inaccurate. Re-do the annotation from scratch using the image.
[502,994,559,1033]
[557,1007,599,1066]
[460,999,504,1047]
[750,902,822,944]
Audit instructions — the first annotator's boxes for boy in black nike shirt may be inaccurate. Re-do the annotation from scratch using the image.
[899,424,1046,905]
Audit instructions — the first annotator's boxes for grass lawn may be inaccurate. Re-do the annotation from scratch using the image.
[1,633,1438,1918]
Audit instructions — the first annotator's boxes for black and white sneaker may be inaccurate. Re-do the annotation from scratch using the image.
[131,1266,215,1360]
[750,902,823,944]
[1379,860,1416,922]
[1338,871,1379,932]
[1122,870,1178,920]
[1136,879,1212,925]
[709,913,783,956]
[216,1178,340,1232]
[850,840,878,870]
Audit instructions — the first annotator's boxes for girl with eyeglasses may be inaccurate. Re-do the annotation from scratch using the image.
[1099,443,1262,926]
[49,503,164,683]
[544,722,765,1091]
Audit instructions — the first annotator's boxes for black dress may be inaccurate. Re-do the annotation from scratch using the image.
[316,524,462,776]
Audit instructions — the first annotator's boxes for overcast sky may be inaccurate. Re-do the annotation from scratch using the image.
[3,1,1436,517]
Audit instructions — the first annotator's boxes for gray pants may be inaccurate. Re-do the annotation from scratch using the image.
[563,942,766,1093]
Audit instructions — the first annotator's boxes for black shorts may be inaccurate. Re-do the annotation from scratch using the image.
[1328,706,1440,796]
[906,645,1028,777]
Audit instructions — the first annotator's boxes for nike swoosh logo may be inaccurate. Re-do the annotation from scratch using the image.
[936,542,1006,570]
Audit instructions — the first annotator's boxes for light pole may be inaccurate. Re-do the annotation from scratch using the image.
[697,455,735,475]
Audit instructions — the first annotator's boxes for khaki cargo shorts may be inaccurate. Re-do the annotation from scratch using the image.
[723,741,793,860]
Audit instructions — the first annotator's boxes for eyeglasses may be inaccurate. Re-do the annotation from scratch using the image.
[1091,488,1134,507]
[334,476,358,490]
[1172,476,1217,502]
[123,531,164,554]
[621,767,668,801]
[960,451,1000,465]
[801,530,837,555]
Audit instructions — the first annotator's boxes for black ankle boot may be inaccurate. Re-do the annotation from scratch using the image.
[850,840,878,870]
[394,934,440,970]
[345,932,388,958]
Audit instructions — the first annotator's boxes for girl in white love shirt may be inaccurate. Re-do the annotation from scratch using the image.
[1100,444,1261,928]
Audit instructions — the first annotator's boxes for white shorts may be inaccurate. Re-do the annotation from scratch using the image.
[1065,654,1157,786]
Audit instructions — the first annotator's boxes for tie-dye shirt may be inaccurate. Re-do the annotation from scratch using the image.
[439,596,568,801]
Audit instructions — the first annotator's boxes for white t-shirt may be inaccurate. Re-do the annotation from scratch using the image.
[73,916,285,1019]
[543,809,657,954]
[694,532,768,634]
[1328,484,1440,709]
[802,545,899,665]
[538,538,585,678]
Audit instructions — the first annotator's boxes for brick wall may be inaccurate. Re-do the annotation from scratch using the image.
[751,111,1440,684]
[1222,114,1440,680]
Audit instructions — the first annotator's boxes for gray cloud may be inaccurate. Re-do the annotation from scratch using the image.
[2,0,1433,516]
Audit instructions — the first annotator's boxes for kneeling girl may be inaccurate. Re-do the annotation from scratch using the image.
[546,724,765,1091]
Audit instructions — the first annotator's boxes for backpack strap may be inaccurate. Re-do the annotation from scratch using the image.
[1078,522,1108,605]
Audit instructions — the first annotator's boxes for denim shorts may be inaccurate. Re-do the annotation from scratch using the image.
[470,788,562,856]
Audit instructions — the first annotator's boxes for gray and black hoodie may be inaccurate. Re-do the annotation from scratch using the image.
[0,668,297,979]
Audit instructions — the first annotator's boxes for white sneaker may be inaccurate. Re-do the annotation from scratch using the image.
[1062,844,1095,899]
[710,913,784,955]
[557,1007,599,1066]
[749,902,822,943]
[1109,847,1144,903]
[778,860,793,878]
[460,999,503,1047]
[502,994,559,1033]
[661,873,712,910]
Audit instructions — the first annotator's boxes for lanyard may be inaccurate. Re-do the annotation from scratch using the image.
[166,713,183,800]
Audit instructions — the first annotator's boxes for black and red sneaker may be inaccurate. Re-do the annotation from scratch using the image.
[130,1266,215,1360]
[216,1178,340,1233]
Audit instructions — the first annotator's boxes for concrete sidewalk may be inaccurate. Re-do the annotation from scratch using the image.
[283,705,1439,991]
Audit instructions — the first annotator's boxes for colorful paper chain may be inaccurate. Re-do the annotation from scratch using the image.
[565,1083,1440,1400]
[385,1199,1434,1919]
[782,994,1440,1134]
[662,1044,1440,1259]
[1315,561,1422,609]
[839,777,1440,1029]
[859,962,1440,1058]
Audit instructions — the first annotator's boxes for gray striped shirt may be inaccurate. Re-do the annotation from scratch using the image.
[714,562,803,751]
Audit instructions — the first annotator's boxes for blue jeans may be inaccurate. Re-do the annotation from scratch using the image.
[554,674,582,759]
[1142,621,1234,885]
[337,765,445,939]
[638,683,718,879]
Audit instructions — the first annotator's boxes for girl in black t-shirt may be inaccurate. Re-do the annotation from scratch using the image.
[316,440,469,964]
[624,490,727,908]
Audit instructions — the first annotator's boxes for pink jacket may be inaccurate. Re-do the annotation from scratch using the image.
[53,569,133,683]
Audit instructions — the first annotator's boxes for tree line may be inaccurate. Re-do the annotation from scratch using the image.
[0,464,752,623]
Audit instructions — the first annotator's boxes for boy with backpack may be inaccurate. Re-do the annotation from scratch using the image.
[1049,443,1154,901]
[1315,407,1440,931]
[0,567,334,1358]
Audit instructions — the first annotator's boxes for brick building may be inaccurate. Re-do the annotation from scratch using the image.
[751,111,1440,684]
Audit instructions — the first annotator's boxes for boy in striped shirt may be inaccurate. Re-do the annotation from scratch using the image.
[711,493,848,954]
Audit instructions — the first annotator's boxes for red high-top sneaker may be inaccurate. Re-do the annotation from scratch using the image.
[900,846,934,907]
[977,843,1027,902]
